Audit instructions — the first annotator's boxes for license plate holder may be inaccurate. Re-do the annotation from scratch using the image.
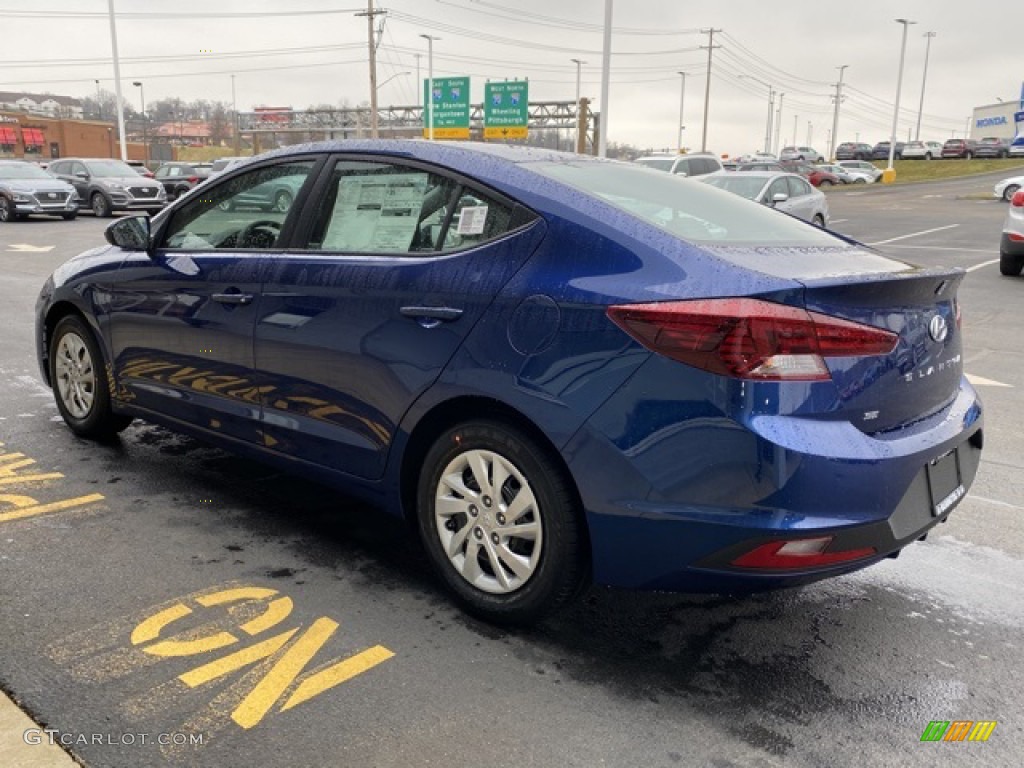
[926,448,964,518]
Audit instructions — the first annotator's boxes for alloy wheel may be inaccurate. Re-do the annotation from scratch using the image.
[54,331,96,420]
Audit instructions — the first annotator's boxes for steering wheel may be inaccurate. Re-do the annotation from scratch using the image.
[238,219,281,248]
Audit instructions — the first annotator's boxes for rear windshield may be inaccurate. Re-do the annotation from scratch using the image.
[529,160,837,245]
[635,157,674,171]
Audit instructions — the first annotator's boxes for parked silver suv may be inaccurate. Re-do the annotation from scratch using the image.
[47,158,166,217]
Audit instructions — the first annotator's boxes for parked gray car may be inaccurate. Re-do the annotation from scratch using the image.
[975,137,1012,159]
[47,158,166,218]
[700,171,829,227]
[0,160,80,222]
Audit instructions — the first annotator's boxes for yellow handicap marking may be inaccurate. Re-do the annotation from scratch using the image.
[125,586,395,729]
[0,441,103,522]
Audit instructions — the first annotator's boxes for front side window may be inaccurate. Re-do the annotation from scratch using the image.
[306,159,515,254]
[787,177,811,197]
[161,160,315,251]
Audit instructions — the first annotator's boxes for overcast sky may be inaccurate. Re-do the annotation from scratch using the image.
[3,0,1022,155]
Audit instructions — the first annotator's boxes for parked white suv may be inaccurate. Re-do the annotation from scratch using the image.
[836,160,883,182]
[779,145,825,163]
[635,153,724,177]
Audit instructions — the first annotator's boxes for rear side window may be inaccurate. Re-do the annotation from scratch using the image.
[306,159,518,254]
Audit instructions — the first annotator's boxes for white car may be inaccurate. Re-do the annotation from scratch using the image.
[999,186,1024,275]
[995,175,1024,202]
[734,151,777,164]
[634,153,724,177]
[700,171,829,227]
[836,160,883,182]
[901,141,943,160]
[779,145,825,163]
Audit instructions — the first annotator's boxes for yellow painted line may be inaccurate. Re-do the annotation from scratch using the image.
[241,597,293,637]
[196,587,279,607]
[131,603,193,645]
[0,493,104,523]
[0,453,29,463]
[231,617,338,729]
[178,629,298,688]
[282,645,395,713]
[0,473,64,486]
[144,630,239,658]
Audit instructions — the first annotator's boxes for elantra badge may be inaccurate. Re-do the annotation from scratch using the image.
[929,314,948,343]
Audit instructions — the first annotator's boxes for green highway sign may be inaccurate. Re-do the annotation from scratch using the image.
[483,80,529,139]
[423,76,470,139]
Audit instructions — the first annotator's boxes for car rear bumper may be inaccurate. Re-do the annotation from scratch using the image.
[566,358,984,592]
[1002,231,1024,257]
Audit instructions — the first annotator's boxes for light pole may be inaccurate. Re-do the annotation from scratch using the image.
[676,71,686,153]
[95,79,102,120]
[773,93,785,155]
[419,34,439,141]
[886,19,917,180]
[598,0,612,157]
[231,74,240,154]
[376,71,410,134]
[915,32,936,141]
[132,81,146,164]
[571,58,586,106]
[740,74,774,155]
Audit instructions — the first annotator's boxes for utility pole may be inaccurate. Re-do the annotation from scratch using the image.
[807,121,812,145]
[598,0,612,157]
[773,92,784,155]
[571,59,586,154]
[231,74,240,154]
[792,113,798,147]
[915,32,936,141]
[887,19,917,177]
[356,1,386,138]
[699,28,721,152]
[106,0,128,160]
[829,65,848,160]
[676,71,686,153]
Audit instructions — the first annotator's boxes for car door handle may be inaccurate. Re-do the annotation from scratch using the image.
[212,292,254,306]
[400,306,464,322]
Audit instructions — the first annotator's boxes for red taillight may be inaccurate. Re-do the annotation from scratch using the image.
[1012,190,1024,207]
[188,175,199,184]
[606,298,898,381]
[731,536,877,569]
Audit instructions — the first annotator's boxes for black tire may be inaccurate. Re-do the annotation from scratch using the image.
[819,179,833,187]
[854,178,867,184]
[274,190,293,213]
[924,153,932,160]
[416,419,586,626]
[91,192,112,218]
[1003,184,1020,202]
[61,212,78,221]
[1000,252,1024,276]
[49,314,133,439]
[812,214,826,228]
[0,196,14,222]
[964,151,972,160]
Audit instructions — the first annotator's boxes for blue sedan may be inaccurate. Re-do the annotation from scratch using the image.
[35,141,983,624]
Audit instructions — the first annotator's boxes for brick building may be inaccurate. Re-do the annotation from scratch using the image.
[0,112,144,161]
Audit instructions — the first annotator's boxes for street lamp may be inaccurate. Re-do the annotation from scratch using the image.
[570,58,586,106]
[376,71,410,93]
[419,34,439,141]
[94,79,102,120]
[886,18,917,180]
[676,71,686,153]
[914,32,936,141]
[739,74,774,154]
[132,81,146,164]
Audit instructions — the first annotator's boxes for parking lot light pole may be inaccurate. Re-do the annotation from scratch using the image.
[885,19,917,182]
[739,75,774,155]
[676,71,686,153]
[132,81,146,164]
[915,32,936,141]
[419,34,439,141]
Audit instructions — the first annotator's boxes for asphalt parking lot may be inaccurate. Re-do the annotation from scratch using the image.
[1,169,1023,767]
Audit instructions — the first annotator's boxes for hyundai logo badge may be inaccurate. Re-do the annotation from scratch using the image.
[929,314,948,343]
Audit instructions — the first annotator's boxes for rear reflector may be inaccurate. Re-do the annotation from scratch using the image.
[607,298,898,381]
[731,536,877,569]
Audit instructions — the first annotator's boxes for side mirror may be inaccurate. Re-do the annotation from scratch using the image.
[74,171,89,180]
[104,215,151,251]
[771,192,789,205]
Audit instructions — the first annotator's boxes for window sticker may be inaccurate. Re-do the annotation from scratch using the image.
[456,205,488,236]
[322,173,428,252]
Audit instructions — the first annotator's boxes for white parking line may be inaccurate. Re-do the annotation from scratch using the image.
[882,245,995,255]
[867,224,959,246]
[830,218,848,224]
[967,258,1000,272]
[966,373,1012,387]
